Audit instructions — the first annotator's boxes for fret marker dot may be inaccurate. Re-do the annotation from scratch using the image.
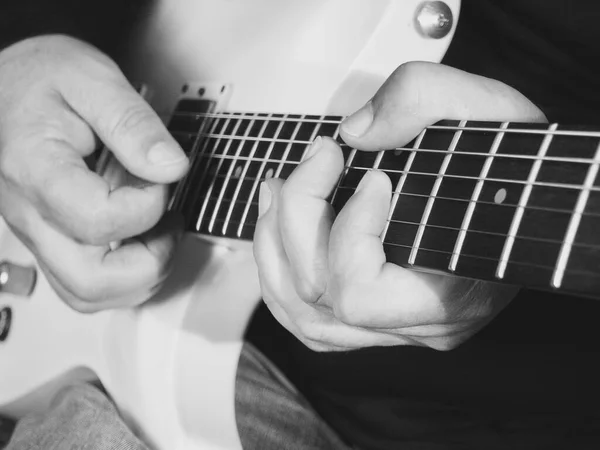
[234,165,243,178]
[394,149,402,156]
[494,188,507,204]
[265,168,274,179]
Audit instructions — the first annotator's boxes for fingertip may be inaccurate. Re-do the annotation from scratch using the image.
[259,177,284,220]
[144,141,190,183]
[124,140,189,185]
[340,101,374,139]
[146,141,188,166]
[357,169,392,199]
[292,136,345,191]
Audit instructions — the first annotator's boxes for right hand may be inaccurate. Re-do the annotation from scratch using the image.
[0,35,189,312]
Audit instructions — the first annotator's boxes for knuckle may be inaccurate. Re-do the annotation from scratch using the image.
[295,317,330,346]
[392,61,431,82]
[65,298,102,314]
[296,320,321,342]
[301,339,334,353]
[332,290,363,326]
[429,337,462,352]
[295,279,323,304]
[64,274,108,307]
[107,104,155,140]
[385,61,433,114]
[70,203,116,245]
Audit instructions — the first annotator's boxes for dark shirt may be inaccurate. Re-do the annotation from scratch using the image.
[0,0,151,62]
[248,1,600,448]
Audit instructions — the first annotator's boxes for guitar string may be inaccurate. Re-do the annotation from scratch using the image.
[202,204,599,251]
[172,129,600,166]
[196,173,600,218]
[186,152,600,194]
[196,213,599,276]
[177,159,599,276]
[178,147,600,245]
[179,150,600,251]
[172,110,600,139]
[172,131,596,164]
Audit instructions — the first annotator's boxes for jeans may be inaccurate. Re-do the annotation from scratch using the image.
[4,343,350,450]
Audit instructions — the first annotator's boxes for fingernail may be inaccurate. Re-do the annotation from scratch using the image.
[147,142,188,166]
[302,136,323,161]
[258,181,272,218]
[342,101,373,137]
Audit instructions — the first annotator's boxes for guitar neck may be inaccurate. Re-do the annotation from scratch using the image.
[168,99,600,300]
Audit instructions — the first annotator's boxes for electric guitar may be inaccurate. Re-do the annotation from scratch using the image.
[2,1,600,449]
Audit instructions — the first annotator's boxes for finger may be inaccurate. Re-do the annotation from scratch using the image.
[254,177,294,301]
[328,170,391,286]
[328,169,452,328]
[22,139,170,244]
[58,64,188,184]
[254,178,409,350]
[278,137,344,303]
[28,211,181,312]
[340,61,547,151]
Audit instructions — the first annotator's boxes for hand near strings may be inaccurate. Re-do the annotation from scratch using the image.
[253,62,547,351]
[0,35,189,312]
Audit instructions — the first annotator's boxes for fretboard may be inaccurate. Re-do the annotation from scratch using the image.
[167,99,600,300]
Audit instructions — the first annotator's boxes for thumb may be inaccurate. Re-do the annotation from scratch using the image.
[59,68,188,184]
[339,61,547,151]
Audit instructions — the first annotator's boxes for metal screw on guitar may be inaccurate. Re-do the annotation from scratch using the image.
[415,1,454,39]
[0,261,37,297]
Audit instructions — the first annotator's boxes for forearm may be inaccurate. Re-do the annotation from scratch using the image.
[0,0,152,62]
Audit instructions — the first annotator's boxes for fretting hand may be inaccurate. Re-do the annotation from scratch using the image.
[0,35,189,312]
[253,61,547,351]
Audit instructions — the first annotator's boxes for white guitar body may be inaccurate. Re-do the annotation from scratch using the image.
[0,1,459,448]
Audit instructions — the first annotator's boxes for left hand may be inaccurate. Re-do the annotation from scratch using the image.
[253,62,546,352]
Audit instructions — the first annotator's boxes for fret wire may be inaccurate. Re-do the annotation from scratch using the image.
[221,116,272,235]
[195,117,242,231]
[209,115,258,233]
[169,115,221,211]
[497,123,558,279]
[191,153,600,192]
[409,121,466,265]
[381,131,424,241]
[173,112,600,139]
[173,117,223,214]
[171,130,600,166]
[236,115,288,237]
[552,141,600,288]
[450,122,509,271]
[274,117,305,178]
[373,150,385,169]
